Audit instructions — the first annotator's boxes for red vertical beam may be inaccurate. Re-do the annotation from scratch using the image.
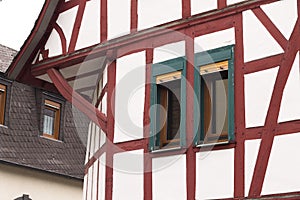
[131,0,138,32]
[101,0,108,42]
[249,20,300,197]
[144,49,153,200]
[182,0,191,18]
[234,13,245,198]
[105,59,116,200]
[218,0,227,9]
[185,31,196,200]
[68,0,87,52]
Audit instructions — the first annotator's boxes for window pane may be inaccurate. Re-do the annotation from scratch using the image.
[43,108,55,135]
[202,71,228,143]
[157,78,181,147]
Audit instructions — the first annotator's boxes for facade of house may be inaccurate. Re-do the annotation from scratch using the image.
[0,44,88,200]
[5,0,300,199]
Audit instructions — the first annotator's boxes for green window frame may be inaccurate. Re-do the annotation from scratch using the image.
[149,45,234,151]
[194,45,235,145]
[149,57,186,151]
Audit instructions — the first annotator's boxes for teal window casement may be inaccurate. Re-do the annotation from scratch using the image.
[194,45,235,146]
[149,57,186,151]
[149,45,234,152]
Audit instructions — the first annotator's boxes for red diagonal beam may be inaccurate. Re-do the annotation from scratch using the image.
[249,19,300,197]
[252,7,287,49]
[95,84,107,108]
[47,68,107,133]
[68,0,87,52]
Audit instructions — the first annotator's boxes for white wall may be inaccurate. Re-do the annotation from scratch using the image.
[196,149,234,199]
[114,52,145,143]
[0,163,83,200]
[262,133,300,195]
[152,155,187,200]
[113,150,144,200]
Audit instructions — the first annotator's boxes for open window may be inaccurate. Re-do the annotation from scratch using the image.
[43,99,61,140]
[150,58,186,151]
[195,45,234,145]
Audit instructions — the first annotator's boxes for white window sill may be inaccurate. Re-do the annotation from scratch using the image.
[39,135,63,143]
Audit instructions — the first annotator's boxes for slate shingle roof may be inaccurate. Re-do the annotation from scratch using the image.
[0,44,17,73]
[0,44,89,179]
[0,81,89,179]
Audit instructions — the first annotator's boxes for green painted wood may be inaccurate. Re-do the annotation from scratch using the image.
[194,45,235,145]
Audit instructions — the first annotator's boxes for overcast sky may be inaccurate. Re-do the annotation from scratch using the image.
[0,0,44,50]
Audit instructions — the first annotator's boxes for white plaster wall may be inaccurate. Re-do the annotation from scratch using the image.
[262,133,300,195]
[191,0,217,16]
[114,52,145,143]
[244,139,261,196]
[56,6,78,52]
[44,29,62,57]
[0,163,83,200]
[244,67,279,128]
[138,0,182,30]
[278,52,300,122]
[194,28,235,53]
[261,0,297,40]
[243,10,284,63]
[152,155,187,200]
[113,150,144,200]
[108,0,131,40]
[153,41,185,64]
[98,154,106,200]
[195,149,234,199]
[227,0,247,5]
[75,0,100,50]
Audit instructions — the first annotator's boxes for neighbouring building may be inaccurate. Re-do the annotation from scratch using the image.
[0,44,89,200]
[5,0,300,199]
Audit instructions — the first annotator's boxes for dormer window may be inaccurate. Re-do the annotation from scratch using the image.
[42,99,61,140]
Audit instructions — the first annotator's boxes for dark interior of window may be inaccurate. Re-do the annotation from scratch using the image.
[157,78,181,147]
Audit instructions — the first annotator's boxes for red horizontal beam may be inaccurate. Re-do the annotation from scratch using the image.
[47,68,107,132]
[31,0,280,77]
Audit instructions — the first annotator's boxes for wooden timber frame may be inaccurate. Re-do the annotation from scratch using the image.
[7,0,300,199]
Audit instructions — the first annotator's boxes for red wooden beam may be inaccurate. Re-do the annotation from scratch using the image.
[47,68,107,132]
[31,0,280,78]
[233,13,246,198]
[218,0,227,9]
[249,19,300,197]
[53,23,67,55]
[105,60,116,200]
[252,7,287,49]
[68,0,87,52]
[130,0,138,32]
[95,84,107,108]
[185,30,196,200]
[58,0,91,13]
[144,48,153,200]
[243,53,283,74]
[182,0,191,18]
[101,0,108,42]
[245,120,300,140]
